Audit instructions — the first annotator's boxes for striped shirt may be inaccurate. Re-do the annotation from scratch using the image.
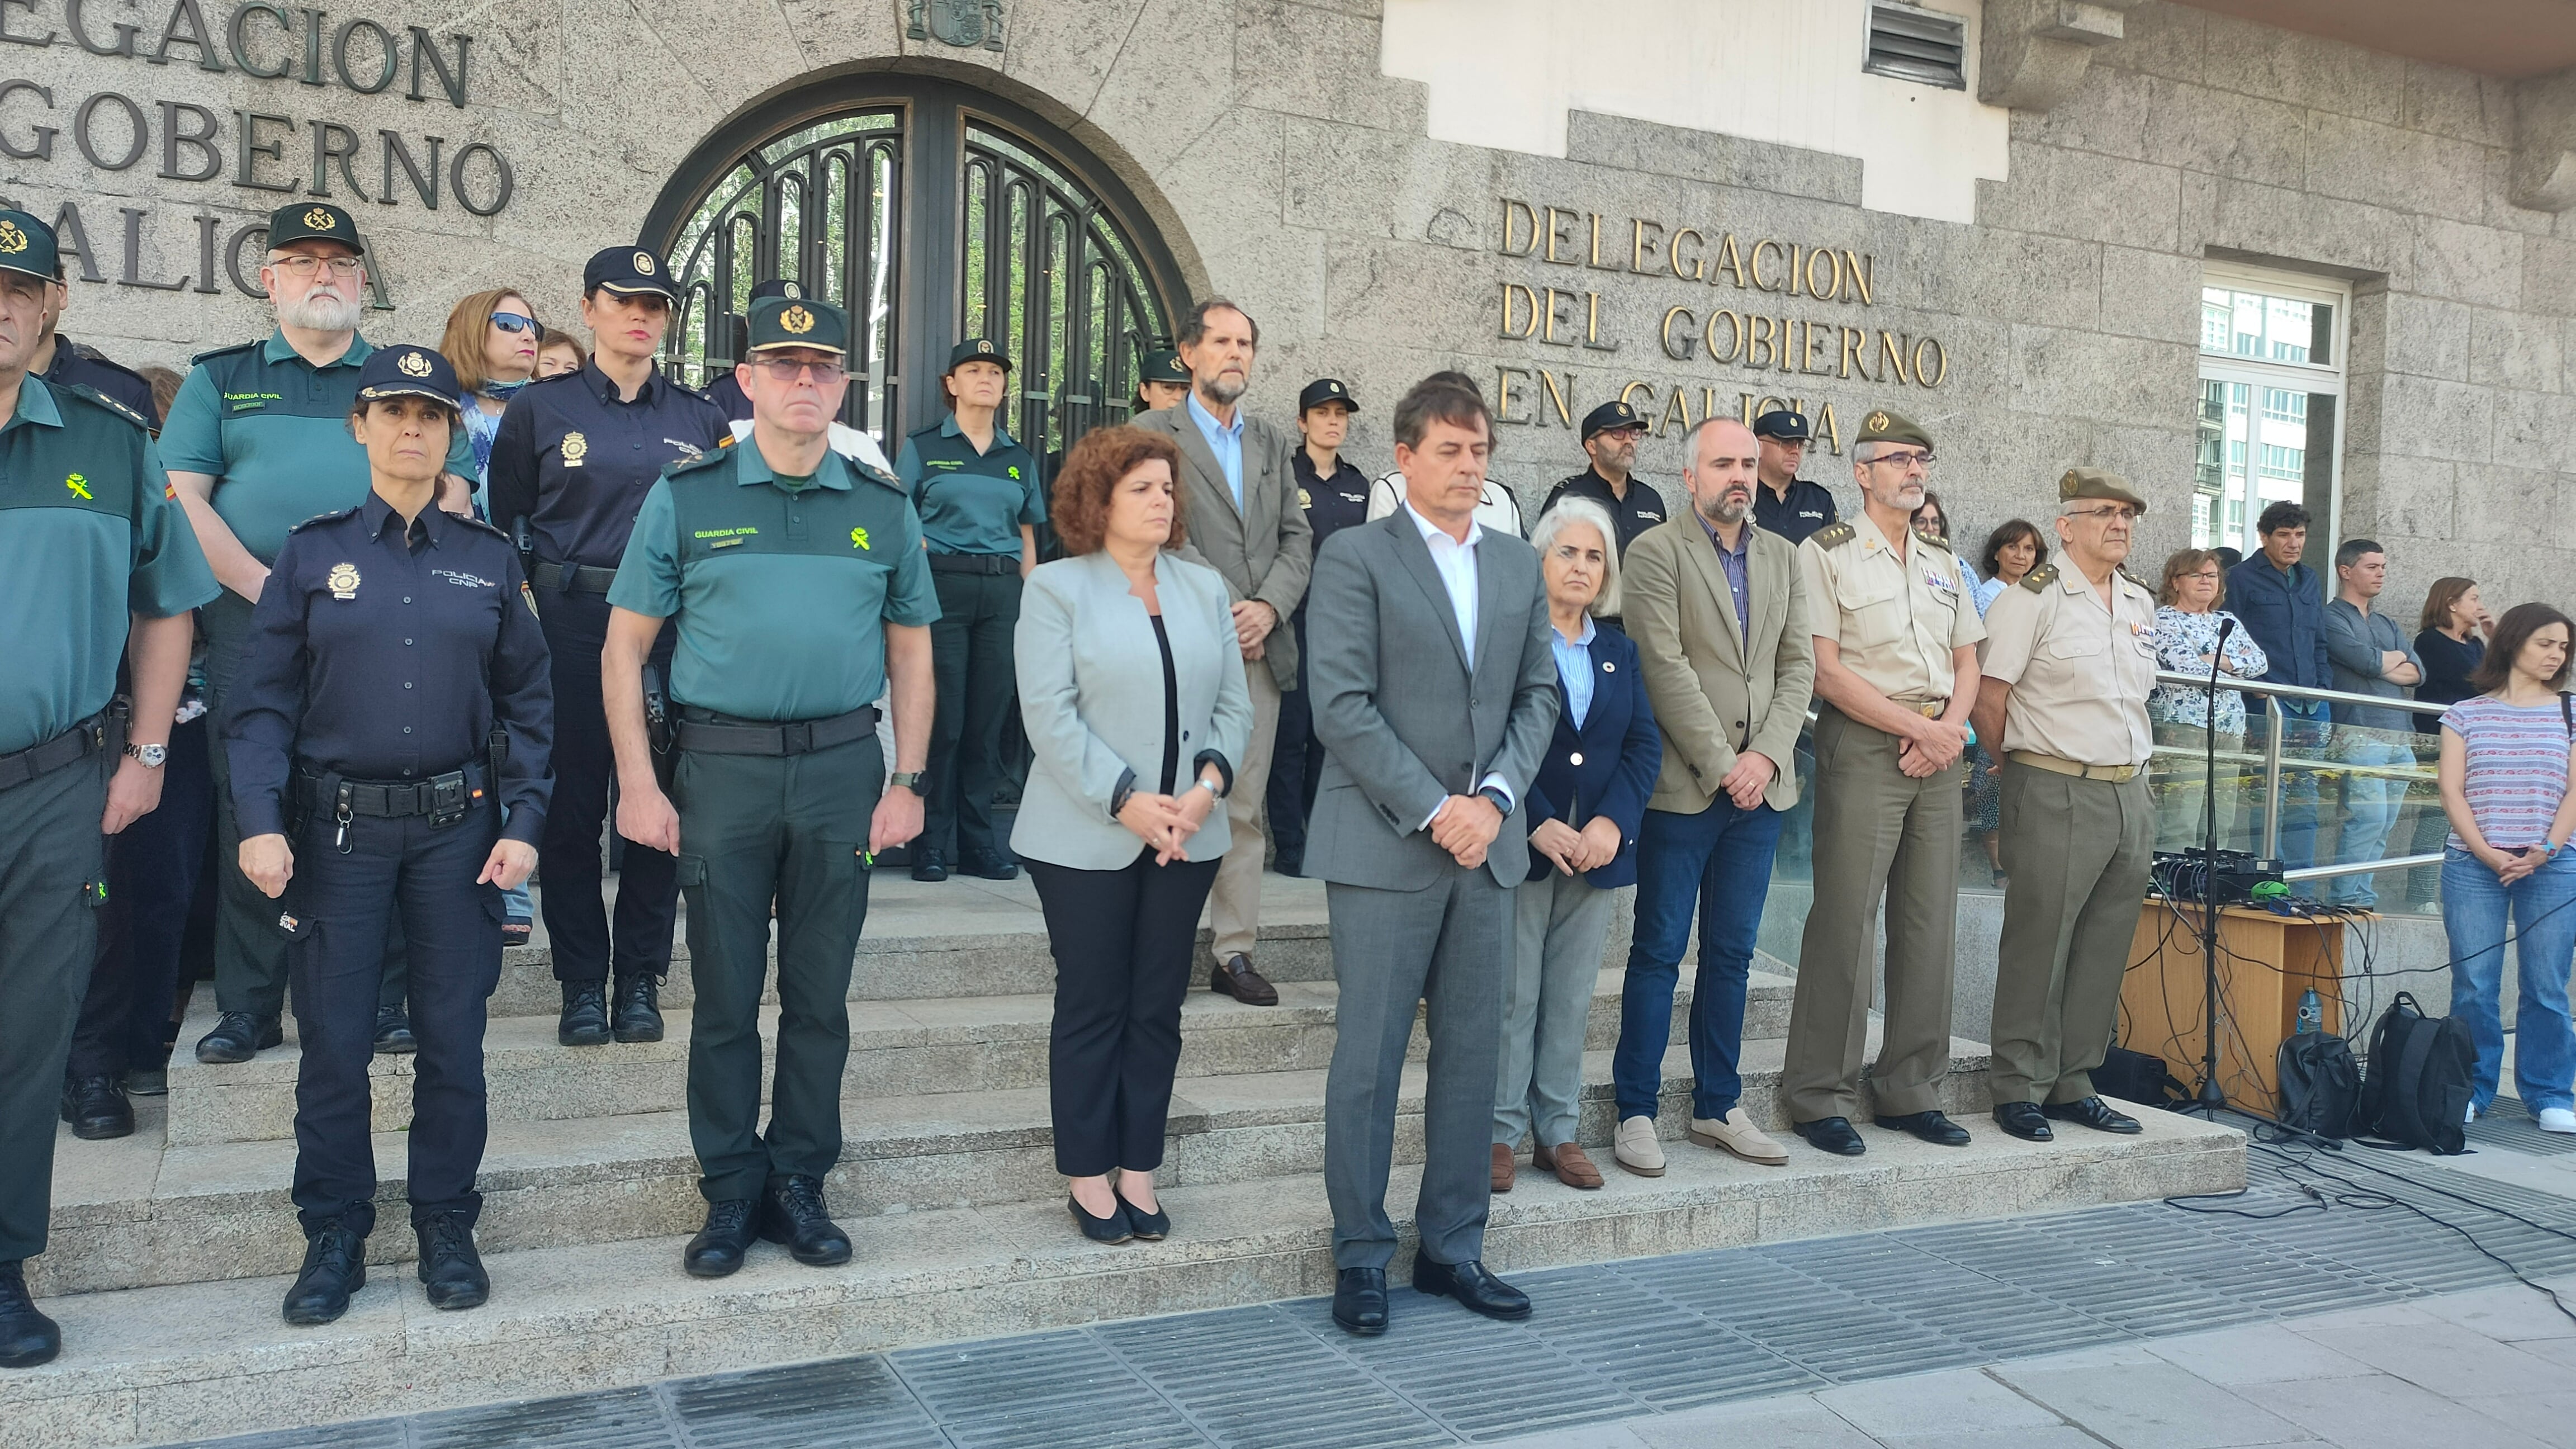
[2442,694,2574,850]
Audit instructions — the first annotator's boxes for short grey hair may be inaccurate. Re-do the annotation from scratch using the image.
[1530,496,1622,619]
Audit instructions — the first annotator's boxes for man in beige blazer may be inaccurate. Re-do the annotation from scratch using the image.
[1606,418,1813,1177]
[1130,298,1311,1005]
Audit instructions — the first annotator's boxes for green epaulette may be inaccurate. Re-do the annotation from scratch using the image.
[186,339,260,367]
[666,446,732,479]
[1808,520,1856,550]
[2020,564,2059,593]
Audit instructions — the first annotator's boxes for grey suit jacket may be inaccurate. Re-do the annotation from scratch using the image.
[1304,511,1560,890]
[1009,551,1254,870]
[1621,517,1815,814]
[1132,401,1313,690]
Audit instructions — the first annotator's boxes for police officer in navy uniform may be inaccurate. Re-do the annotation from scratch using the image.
[705,278,803,422]
[1540,400,1665,556]
[488,247,727,1048]
[1134,347,1190,415]
[604,295,937,1278]
[0,210,215,1370]
[29,257,157,423]
[1750,409,1839,546]
[225,343,553,1328]
[1268,377,1368,877]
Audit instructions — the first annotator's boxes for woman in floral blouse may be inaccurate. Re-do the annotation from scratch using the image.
[2148,548,2269,849]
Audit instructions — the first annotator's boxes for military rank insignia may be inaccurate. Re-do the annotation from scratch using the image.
[326,562,361,599]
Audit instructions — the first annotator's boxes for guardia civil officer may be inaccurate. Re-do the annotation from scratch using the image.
[163,202,478,1066]
[1749,409,1838,546]
[1134,347,1190,414]
[487,247,728,1048]
[1781,410,1983,1157]
[224,343,551,1327]
[603,296,937,1277]
[29,252,157,422]
[897,337,1043,883]
[1538,400,1666,556]
[1971,470,2158,1142]
[705,278,804,421]
[0,210,215,1369]
[1268,377,1368,877]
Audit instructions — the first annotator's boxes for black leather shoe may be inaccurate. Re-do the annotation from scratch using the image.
[1068,1193,1133,1244]
[910,850,949,883]
[1412,1257,1532,1321]
[1272,850,1305,878]
[960,849,1019,881]
[414,1213,489,1311]
[612,976,664,1044]
[759,1176,852,1267]
[194,1011,281,1064]
[1793,1116,1867,1156]
[59,1074,134,1140]
[371,1005,416,1056]
[282,1218,368,1326]
[2043,1096,2143,1134]
[1210,954,1279,1006]
[1332,1267,1389,1336]
[557,984,611,1047]
[1876,1110,1971,1147]
[1115,1188,1169,1241]
[0,1260,60,1368]
[1993,1101,2056,1142]
[684,1199,757,1277]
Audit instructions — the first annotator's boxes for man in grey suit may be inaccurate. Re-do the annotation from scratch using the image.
[1132,299,1311,1007]
[1305,376,1559,1337]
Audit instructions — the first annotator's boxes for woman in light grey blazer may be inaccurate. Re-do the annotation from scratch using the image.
[1014,425,1252,1245]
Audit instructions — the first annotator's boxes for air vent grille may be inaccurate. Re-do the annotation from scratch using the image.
[1865,4,1967,90]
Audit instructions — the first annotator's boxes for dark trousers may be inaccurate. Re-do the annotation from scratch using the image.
[287,801,504,1238]
[1616,795,1786,1122]
[0,750,106,1262]
[536,587,679,983]
[1266,610,1324,867]
[924,567,1021,863]
[675,731,880,1202]
[70,714,215,1080]
[1026,851,1222,1176]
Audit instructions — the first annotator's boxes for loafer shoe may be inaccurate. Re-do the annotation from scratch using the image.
[1689,1107,1787,1166]
[282,1218,368,1326]
[612,976,664,1044]
[1876,1109,1972,1147]
[1533,1141,1604,1190]
[2043,1096,2142,1135]
[1613,1115,1665,1177]
[194,1011,281,1064]
[59,1074,134,1140]
[1069,1192,1133,1244]
[1793,1116,1867,1156]
[910,850,949,883]
[0,1261,61,1368]
[1333,1267,1388,1336]
[960,849,1019,881]
[684,1199,757,1277]
[761,1176,853,1267]
[1412,1257,1531,1321]
[1490,1142,1516,1193]
[557,984,611,1047]
[1993,1101,2055,1142]
[1210,954,1278,1006]
[371,1005,415,1056]
[414,1213,489,1311]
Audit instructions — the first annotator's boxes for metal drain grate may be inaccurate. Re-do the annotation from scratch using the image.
[665,1356,946,1448]
[2470,1097,2576,1156]
[409,1387,677,1448]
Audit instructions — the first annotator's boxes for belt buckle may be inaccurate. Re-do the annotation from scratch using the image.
[779,721,813,755]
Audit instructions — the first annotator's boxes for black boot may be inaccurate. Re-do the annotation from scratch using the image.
[414,1213,489,1311]
[0,1261,61,1368]
[58,1074,134,1140]
[684,1199,758,1278]
[759,1176,853,1267]
[282,1218,368,1327]
[193,1010,282,1064]
[612,976,664,1044]
[557,983,611,1047]
[371,1004,416,1056]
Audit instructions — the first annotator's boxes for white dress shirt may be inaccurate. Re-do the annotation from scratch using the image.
[1402,501,1514,828]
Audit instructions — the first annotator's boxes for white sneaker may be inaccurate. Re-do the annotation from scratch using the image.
[2539,1107,2576,1134]
[1613,1115,1666,1177]
[2468,1104,2480,1127]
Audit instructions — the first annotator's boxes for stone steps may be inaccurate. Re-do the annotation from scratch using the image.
[11,1109,2245,1449]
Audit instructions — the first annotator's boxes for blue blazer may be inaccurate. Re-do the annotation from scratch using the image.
[1522,622,1662,888]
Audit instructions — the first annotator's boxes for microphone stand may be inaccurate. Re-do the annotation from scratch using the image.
[2192,617,2232,1115]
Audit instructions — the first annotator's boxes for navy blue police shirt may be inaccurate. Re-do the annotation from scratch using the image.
[42,338,158,425]
[485,361,730,569]
[1752,477,1839,546]
[1292,448,1370,562]
[225,494,555,844]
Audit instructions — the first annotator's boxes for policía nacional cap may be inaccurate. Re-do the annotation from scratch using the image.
[946,337,1012,372]
[1299,378,1357,413]
[1752,409,1811,441]
[747,295,849,355]
[1139,348,1188,385]
[354,343,462,408]
[1854,407,1933,451]
[749,277,806,304]
[583,245,676,300]
[2059,466,2147,515]
[1580,399,1647,441]
[0,209,58,282]
[266,201,364,254]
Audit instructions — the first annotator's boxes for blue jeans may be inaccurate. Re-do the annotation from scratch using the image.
[2327,736,2413,907]
[1614,796,1784,1122]
[2444,847,2576,1114]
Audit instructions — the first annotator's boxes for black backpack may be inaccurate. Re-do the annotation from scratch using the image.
[2276,1030,2361,1139]
[2355,992,2476,1154]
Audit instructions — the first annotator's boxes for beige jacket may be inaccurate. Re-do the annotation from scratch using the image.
[1620,515,1815,813]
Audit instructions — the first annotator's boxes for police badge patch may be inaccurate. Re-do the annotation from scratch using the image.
[326,563,361,599]
[561,432,589,467]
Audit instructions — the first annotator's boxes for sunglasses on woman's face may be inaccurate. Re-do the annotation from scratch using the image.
[490,312,541,336]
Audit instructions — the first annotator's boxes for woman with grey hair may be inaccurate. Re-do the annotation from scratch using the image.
[1492,498,1661,1191]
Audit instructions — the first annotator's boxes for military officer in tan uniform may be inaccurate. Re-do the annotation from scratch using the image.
[1969,468,2159,1142]
[1781,410,1985,1156]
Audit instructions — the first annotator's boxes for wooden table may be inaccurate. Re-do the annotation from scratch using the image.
[2119,901,2353,1114]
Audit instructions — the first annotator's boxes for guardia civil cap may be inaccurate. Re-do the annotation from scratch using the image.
[0,209,58,282]
[2059,466,2147,515]
[1139,349,1189,386]
[1580,399,1647,441]
[747,295,849,356]
[946,337,1012,373]
[1751,409,1811,441]
[1298,377,1357,413]
[266,202,364,255]
[354,343,461,408]
[1854,407,1933,452]
[748,277,805,304]
[583,245,675,300]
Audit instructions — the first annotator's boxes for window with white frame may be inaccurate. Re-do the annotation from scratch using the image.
[2194,266,2348,555]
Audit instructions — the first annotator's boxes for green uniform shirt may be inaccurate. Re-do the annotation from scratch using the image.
[895,415,1043,557]
[0,376,220,755]
[609,439,940,721]
[158,330,476,565]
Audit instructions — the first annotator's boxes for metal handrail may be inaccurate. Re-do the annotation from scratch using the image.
[2151,669,2450,717]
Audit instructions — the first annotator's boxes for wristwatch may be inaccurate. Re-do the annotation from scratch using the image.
[888,771,925,794]
[1478,785,1512,815]
[123,741,167,768]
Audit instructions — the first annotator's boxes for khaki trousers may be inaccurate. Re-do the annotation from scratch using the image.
[1211,659,1282,962]
[1782,706,1961,1122]
[1989,767,2154,1106]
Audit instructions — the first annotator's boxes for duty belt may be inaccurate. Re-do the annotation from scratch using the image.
[0,709,118,792]
[926,552,1020,576]
[294,761,491,850]
[532,560,621,595]
[676,703,880,756]
[2007,750,2141,783]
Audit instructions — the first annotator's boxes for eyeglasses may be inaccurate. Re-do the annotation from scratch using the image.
[268,254,362,278]
[753,357,847,384]
[1864,449,1934,471]
[490,312,541,335]
[2068,506,2139,523]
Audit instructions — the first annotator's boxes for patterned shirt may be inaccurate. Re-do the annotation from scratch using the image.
[2442,695,2574,851]
[2146,607,2269,733]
